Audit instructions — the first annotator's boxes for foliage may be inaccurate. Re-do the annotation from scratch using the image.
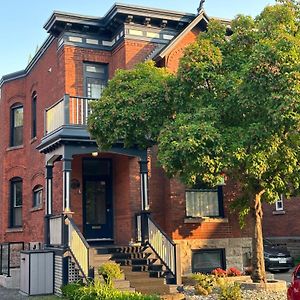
[61,280,160,300]
[87,0,300,284]
[88,61,175,150]
[98,261,123,287]
[190,273,216,295]
[226,267,242,277]
[211,268,227,277]
[218,282,242,300]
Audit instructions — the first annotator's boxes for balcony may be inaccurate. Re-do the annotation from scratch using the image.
[38,94,98,153]
[45,94,97,134]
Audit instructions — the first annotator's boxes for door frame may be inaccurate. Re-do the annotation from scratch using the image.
[82,158,113,241]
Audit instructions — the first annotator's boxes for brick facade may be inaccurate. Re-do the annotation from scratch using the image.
[0,4,253,275]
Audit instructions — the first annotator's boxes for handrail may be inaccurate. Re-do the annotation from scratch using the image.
[67,216,90,280]
[138,212,181,284]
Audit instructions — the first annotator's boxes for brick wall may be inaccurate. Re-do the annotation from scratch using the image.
[0,38,64,244]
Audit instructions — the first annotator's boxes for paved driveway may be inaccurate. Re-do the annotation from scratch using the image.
[270,266,296,284]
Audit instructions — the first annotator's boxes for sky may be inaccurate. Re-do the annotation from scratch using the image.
[0,0,276,77]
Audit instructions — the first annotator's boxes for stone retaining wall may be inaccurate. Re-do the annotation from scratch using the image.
[175,238,252,275]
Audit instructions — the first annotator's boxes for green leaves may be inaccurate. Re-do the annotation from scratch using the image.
[88,61,174,150]
[87,1,300,206]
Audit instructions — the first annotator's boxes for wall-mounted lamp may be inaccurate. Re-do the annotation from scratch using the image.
[92,152,99,157]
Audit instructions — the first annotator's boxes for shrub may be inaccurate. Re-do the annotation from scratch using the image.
[61,282,82,299]
[98,261,123,286]
[211,268,227,277]
[226,267,242,277]
[62,280,160,300]
[218,282,242,300]
[190,273,216,295]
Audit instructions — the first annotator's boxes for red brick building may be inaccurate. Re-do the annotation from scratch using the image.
[0,3,253,293]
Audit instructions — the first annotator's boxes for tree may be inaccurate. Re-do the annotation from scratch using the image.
[88,1,300,284]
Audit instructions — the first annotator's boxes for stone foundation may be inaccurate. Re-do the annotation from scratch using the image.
[175,238,252,275]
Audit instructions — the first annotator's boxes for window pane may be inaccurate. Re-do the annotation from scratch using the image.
[14,107,23,127]
[33,189,42,207]
[14,182,22,207]
[186,190,219,217]
[192,249,225,273]
[86,65,105,73]
[11,106,23,146]
[87,78,106,98]
[83,159,110,177]
[11,179,22,227]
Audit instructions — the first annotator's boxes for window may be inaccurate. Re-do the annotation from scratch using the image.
[33,185,43,208]
[275,194,284,211]
[10,178,22,227]
[186,186,224,218]
[192,249,226,273]
[32,92,37,138]
[84,63,108,98]
[10,104,23,146]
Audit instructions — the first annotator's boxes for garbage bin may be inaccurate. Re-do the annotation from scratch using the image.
[20,250,54,295]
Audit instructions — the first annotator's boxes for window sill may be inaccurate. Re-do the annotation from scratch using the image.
[6,227,23,233]
[30,206,43,212]
[6,145,24,151]
[272,210,286,215]
[184,217,228,224]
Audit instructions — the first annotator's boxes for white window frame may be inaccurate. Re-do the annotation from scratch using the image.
[275,194,284,211]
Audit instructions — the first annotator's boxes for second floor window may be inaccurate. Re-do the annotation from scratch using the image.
[10,104,23,146]
[84,63,108,98]
[32,92,37,138]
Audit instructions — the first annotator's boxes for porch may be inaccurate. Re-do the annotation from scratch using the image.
[37,94,181,293]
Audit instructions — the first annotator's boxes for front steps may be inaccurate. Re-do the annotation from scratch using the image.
[89,245,178,295]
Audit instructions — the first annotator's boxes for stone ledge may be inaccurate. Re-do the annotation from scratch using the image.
[184,217,229,224]
[240,280,287,292]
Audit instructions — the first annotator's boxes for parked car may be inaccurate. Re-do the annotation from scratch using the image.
[287,264,300,300]
[264,239,294,272]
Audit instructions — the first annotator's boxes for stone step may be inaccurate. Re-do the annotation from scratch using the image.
[125,277,165,285]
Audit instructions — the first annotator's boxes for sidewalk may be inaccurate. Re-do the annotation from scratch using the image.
[0,286,27,299]
[0,286,58,299]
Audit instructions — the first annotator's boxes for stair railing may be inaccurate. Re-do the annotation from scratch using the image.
[66,216,90,281]
[137,212,181,284]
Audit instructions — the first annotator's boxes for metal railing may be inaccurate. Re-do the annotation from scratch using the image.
[45,94,98,134]
[0,242,24,277]
[67,217,90,280]
[137,212,181,284]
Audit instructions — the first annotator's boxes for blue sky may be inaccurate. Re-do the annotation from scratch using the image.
[0,0,275,77]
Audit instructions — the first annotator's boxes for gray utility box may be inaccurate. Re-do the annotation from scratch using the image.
[20,250,54,296]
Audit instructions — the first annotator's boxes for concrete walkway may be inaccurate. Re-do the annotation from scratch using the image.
[0,286,28,299]
[0,286,57,299]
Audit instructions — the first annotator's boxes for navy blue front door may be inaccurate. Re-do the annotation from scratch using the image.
[83,159,113,241]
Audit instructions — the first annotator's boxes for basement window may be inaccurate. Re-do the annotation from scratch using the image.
[192,249,226,273]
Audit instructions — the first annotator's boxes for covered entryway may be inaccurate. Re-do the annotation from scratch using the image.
[82,158,113,241]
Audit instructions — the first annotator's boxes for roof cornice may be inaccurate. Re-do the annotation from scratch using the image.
[0,35,55,87]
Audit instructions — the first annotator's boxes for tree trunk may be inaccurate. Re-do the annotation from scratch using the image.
[250,190,266,285]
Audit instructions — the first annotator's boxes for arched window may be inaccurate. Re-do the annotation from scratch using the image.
[32,92,37,138]
[10,177,22,227]
[10,103,23,146]
[32,185,43,208]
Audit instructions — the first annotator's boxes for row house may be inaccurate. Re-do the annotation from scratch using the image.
[0,2,253,294]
